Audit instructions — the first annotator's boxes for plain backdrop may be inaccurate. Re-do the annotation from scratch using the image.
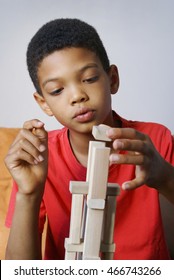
[0,0,174,132]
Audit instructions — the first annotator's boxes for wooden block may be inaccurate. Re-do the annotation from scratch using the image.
[64,238,84,252]
[87,198,105,210]
[69,194,83,244]
[83,256,101,260]
[88,147,110,198]
[83,146,110,259]
[83,208,103,260]
[101,242,116,253]
[65,251,76,260]
[86,141,105,181]
[107,183,120,196]
[70,181,120,196]
[101,195,117,260]
[70,181,88,194]
[92,124,112,142]
[80,198,87,240]
[102,196,117,243]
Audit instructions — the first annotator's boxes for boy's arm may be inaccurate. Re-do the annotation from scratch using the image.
[159,194,174,259]
[106,127,174,204]
[4,119,48,259]
[5,193,43,259]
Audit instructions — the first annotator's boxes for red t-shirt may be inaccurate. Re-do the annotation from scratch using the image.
[6,114,174,259]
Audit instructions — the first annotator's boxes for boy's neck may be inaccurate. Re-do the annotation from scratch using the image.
[68,130,94,167]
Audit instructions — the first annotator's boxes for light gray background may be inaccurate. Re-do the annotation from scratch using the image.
[0,0,174,132]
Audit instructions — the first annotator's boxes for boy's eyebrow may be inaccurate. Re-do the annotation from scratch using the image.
[42,63,99,87]
[79,63,99,73]
[42,77,59,87]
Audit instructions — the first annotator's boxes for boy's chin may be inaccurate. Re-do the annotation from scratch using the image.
[69,122,97,135]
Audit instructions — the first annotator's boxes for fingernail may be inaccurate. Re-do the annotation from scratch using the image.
[122,183,129,190]
[106,129,113,136]
[37,121,44,126]
[116,141,124,149]
[39,145,46,152]
[110,154,120,162]
[38,155,44,162]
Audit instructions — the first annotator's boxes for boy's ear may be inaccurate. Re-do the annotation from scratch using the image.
[33,92,53,116]
[108,65,119,95]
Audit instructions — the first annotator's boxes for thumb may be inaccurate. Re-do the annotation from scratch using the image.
[32,124,48,142]
[33,125,48,159]
[122,177,144,190]
[23,119,48,142]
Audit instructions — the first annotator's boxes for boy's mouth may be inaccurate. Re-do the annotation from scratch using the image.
[73,108,95,122]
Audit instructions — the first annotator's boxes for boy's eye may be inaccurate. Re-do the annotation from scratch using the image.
[83,76,99,83]
[50,88,64,95]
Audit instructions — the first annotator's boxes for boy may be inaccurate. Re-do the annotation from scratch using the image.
[5,18,174,260]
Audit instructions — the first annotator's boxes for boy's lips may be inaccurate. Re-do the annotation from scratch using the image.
[73,108,95,122]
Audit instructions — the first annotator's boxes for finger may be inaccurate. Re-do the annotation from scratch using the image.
[12,119,46,146]
[5,148,40,168]
[22,128,47,150]
[23,119,45,130]
[10,129,46,153]
[106,127,147,141]
[112,139,148,154]
[11,138,45,163]
[122,177,145,190]
[109,153,145,165]
[23,119,47,142]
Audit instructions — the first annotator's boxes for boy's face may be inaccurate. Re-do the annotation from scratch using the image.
[34,47,119,134]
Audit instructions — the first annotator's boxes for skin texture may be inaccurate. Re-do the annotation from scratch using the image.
[4,47,174,259]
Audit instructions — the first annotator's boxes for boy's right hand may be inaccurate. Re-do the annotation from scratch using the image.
[4,119,48,196]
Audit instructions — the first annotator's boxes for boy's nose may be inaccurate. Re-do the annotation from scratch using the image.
[70,87,89,105]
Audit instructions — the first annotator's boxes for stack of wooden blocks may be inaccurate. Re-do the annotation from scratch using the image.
[64,125,120,260]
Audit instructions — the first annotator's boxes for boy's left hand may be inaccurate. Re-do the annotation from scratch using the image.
[106,127,170,191]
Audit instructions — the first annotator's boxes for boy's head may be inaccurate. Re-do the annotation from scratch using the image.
[27,18,110,95]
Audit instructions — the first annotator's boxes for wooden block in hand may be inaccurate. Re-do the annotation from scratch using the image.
[92,124,111,142]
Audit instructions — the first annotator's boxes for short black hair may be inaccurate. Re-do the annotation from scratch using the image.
[26,18,110,95]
